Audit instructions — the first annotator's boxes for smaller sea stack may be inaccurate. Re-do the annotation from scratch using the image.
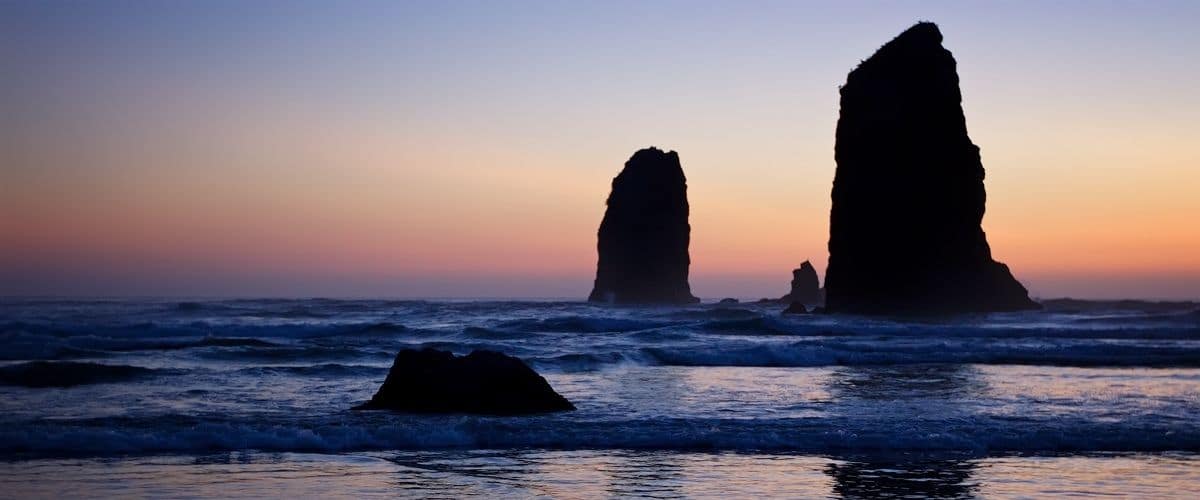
[355,349,574,415]
[588,147,698,304]
[781,261,822,305]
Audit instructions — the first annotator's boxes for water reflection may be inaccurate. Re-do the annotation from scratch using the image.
[4,451,1196,498]
[381,451,538,496]
[827,364,987,401]
[377,450,834,497]
[825,364,985,498]
[599,451,685,498]
[825,455,978,499]
[376,450,688,497]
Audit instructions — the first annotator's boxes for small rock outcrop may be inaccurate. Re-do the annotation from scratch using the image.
[824,22,1039,315]
[588,147,699,304]
[355,349,575,415]
[782,302,809,315]
[781,261,822,305]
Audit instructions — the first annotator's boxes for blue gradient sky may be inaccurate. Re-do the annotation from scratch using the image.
[3,1,1199,299]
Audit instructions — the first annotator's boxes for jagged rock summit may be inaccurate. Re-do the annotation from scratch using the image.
[824,22,1039,315]
[354,349,575,415]
[781,260,822,305]
[588,147,699,304]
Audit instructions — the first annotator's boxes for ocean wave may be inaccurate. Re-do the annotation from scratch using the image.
[527,352,650,372]
[494,316,674,334]
[0,321,409,341]
[666,307,764,321]
[69,336,281,353]
[1,414,1195,457]
[234,364,389,377]
[194,346,394,362]
[1069,309,1200,326]
[173,301,240,313]
[0,322,413,361]
[698,316,801,335]
[0,332,111,361]
[171,299,430,318]
[461,326,541,340]
[642,341,1200,368]
[1040,298,1199,314]
[336,322,409,337]
[0,330,290,360]
[0,361,167,388]
[191,338,525,362]
[690,319,1200,341]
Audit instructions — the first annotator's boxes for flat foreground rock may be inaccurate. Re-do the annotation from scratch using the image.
[355,349,575,415]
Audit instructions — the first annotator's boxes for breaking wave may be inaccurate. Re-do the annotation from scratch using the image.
[494,316,674,334]
[643,341,1200,368]
[234,364,388,377]
[2,414,1196,457]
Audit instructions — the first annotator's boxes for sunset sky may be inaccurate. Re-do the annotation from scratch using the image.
[3,1,1198,299]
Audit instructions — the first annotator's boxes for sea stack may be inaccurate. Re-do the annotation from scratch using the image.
[781,261,822,305]
[824,22,1039,314]
[588,147,699,304]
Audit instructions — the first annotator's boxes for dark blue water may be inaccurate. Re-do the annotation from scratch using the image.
[1,298,1197,497]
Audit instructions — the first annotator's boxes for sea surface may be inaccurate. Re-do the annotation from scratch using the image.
[1,298,1198,498]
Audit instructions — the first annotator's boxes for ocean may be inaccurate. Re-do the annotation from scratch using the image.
[1,298,1197,498]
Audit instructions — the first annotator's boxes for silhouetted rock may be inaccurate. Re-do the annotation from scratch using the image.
[718,298,740,305]
[781,261,822,305]
[824,22,1039,315]
[589,147,699,304]
[355,349,574,415]
[782,302,808,315]
[0,361,157,388]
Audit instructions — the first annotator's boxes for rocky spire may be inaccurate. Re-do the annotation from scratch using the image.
[824,22,1039,314]
[782,261,821,305]
[588,147,698,304]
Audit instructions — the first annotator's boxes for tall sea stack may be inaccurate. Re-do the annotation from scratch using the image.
[588,147,698,304]
[824,22,1039,314]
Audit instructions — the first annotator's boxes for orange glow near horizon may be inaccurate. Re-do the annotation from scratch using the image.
[5,128,1198,299]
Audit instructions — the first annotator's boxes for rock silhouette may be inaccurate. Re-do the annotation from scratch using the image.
[782,302,809,315]
[781,261,822,305]
[354,349,574,415]
[588,147,699,304]
[824,22,1039,315]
